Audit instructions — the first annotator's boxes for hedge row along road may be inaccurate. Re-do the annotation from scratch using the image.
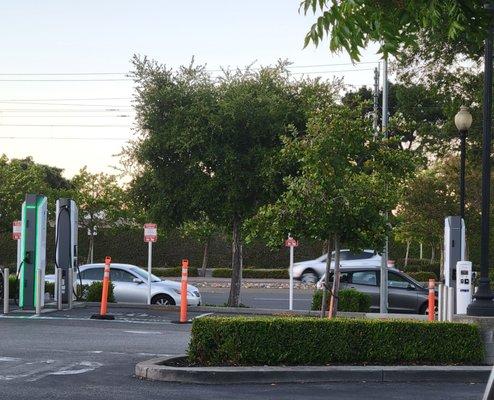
[189,317,484,366]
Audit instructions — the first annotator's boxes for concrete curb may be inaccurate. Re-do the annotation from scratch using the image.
[135,356,492,384]
[84,302,428,320]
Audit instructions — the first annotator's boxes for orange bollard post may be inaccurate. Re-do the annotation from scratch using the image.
[428,278,435,322]
[90,256,115,320]
[180,259,189,323]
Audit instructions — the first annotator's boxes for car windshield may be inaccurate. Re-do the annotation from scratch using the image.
[130,267,161,282]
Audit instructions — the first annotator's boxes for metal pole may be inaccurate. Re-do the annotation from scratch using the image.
[67,268,73,310]
[289,245,294,311]
[447,286,454,321]
[460,130,466,221]
[35,267,41,316]
[379,58,389,314]
[468,1,494,316]
[147,241,152,305]
[16,239,21,275]
[56,268,62,311]
[3,268,9,314]
[420,243,423,259]
[438,283,444,321]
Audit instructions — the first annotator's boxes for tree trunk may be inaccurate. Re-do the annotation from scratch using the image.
[328,233,341,319]
[431,245,435,264]
[201,238,210,277]
[320,237,333,318]
[227,218,242,307]
[404,240,410,267]
[87,233,94,264]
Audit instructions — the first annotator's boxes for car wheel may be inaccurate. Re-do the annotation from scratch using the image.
[152,294,176,306]
[301,270,318,284]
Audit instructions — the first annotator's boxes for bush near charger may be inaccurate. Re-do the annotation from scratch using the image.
[188,316,484,366]
[152,267,199,278]
[212,268,288,279]
[311,289,371,312]
[6,275,58,299]
[85,281,115,303]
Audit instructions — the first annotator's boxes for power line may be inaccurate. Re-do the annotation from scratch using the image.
[0,108,132,112]
[0,62,379,76]
[0,72,128,76]
[0,115,131,118]
[0,78,132,82]
[0,124,130,127]
[0,97,130,101]
[0,136,129,140]
[291,68,374,75]
[0,101,131,107]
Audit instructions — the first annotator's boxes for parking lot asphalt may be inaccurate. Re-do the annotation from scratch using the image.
[0,306,487,399]
[200,287,314,310]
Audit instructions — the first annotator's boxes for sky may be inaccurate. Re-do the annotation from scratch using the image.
[0,0,381,177]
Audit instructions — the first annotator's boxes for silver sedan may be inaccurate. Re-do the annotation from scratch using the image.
[45,263,202,306]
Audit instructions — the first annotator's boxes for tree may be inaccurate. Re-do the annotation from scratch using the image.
[301,1,486,62]
[0,156,71,233]
[179,214,218,277]
[128,56,338,306]
[70,167,128,263]
[249,103,415,317]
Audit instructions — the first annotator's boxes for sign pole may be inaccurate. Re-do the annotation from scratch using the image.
[285,236,298,311]
[143,223,157,305]
[289,244,294,311]
[147,241,152,305]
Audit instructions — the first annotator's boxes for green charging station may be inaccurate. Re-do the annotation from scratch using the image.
[19,194,47,310]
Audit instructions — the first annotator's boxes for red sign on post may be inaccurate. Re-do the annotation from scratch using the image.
[12,220,21,240]
[144,223,157,242]
[285,237,299,247]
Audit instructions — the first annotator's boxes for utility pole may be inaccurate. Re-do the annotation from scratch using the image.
[379,57,389,314]
[373,65,380,137]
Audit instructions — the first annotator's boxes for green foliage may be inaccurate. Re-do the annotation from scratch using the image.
[212,268,288,279]
[301,0,485,62]
[152,267,198,277]
[128,57,339,306]
[188,316,483,366]
[407,271,437,283]
[311,289,371,312]
[86,281,115,303]
[250,103,415,250]
[6,275,55,299]
[0,156,71,233]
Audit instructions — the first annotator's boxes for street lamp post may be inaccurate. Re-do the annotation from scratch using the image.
[467,1,494,316]
[454,106,472,221]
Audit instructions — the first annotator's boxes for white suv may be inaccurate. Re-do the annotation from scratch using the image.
[291,250,382,283]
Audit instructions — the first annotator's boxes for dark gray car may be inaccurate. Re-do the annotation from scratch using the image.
[324,266,431,314]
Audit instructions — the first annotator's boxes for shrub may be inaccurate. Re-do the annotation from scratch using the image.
[408,271,437,282]
[399,260,440,279]
[212,268,288,279]
[311,289,371,312]
[152,267,199,277]
[188,316,484,366]
[86,281,115,303]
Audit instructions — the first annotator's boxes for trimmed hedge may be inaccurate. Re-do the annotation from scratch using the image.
[86,281,115,303]
[311,289,371,312]
[152,267,199,277]
[408,271,437,282]
[212,268,288,279]
[188,316,484,366]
